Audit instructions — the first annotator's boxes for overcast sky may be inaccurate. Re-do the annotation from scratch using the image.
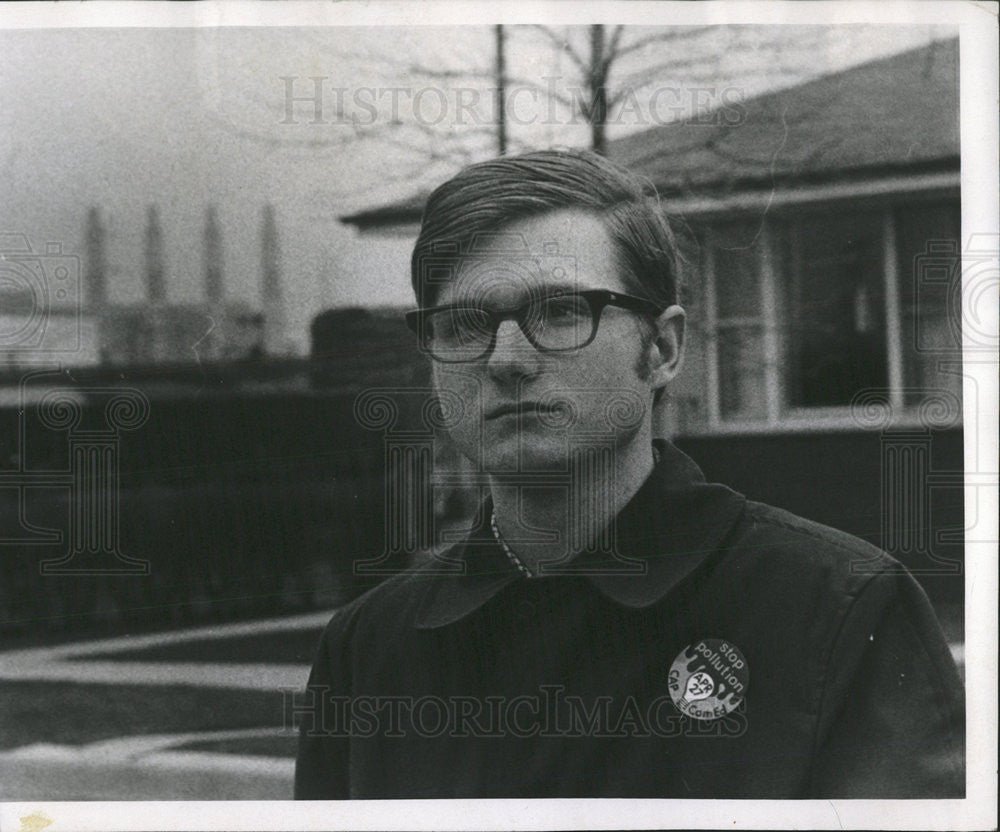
[1,24,950,352]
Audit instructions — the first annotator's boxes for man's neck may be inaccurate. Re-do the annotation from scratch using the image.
[488,430,657,575]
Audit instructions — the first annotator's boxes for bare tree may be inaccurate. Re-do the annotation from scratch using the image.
[207,25,896,205]
[208,27,519,200]
[516,24,838,154]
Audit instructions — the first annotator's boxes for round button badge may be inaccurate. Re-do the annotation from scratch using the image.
[669,638,749,721]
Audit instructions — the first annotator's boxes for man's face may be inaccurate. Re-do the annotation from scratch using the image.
[431,209,665,473]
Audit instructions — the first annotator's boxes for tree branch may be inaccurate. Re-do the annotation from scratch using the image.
[530,25,588,74]
[500,74,576,109]
[609,26,720,61]
[605,24,626,71]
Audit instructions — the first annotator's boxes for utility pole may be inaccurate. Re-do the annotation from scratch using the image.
[589,24,608,155]
[496,24,507,155]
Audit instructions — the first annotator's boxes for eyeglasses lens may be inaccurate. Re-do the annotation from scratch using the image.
[425,295,597,361]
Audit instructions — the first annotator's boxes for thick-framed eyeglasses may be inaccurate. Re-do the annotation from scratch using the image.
[405,289,663,364]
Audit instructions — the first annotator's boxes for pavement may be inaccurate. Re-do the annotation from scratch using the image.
[0,609,966,801]
[0,611,329,688]
[0,729,294,800]
[0,610,332,800]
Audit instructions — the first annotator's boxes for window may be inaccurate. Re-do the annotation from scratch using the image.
[783,212,888,409]
[707,223,767,420]
[696,198,961,430]
[895,203,963,406]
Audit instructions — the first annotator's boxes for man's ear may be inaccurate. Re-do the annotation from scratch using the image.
[648,305,686,390]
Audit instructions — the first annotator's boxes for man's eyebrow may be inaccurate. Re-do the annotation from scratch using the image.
[443,283,583,308]
[537,282,581,296]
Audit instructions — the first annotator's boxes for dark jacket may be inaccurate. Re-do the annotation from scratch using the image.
[295,441,964,798]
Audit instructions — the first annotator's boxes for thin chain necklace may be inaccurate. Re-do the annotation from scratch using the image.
[490,511,536,578]
[490,445,661,579]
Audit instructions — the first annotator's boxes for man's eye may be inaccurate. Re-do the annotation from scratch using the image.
[542,296,587,322]
[430,309,491,341]
[434,322,455,340]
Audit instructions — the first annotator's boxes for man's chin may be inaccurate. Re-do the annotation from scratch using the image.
[481,436,571,475]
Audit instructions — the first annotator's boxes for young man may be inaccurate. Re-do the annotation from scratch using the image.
[295,149,964,799]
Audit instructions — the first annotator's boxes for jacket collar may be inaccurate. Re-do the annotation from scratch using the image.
[413,440,746,629]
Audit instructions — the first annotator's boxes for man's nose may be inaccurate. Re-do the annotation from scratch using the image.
[486,319,541,376]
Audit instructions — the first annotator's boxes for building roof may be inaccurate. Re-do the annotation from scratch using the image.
[611,37,957,196]
[340,38,958,228]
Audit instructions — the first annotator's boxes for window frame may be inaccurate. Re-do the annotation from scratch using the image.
[685,185,961,435]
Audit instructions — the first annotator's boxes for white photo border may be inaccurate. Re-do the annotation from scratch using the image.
[0,1,995,830]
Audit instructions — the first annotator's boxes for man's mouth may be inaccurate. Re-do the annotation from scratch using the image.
[485,402,560,420]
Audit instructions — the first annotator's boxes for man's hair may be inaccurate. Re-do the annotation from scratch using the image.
[410,149,683,310]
